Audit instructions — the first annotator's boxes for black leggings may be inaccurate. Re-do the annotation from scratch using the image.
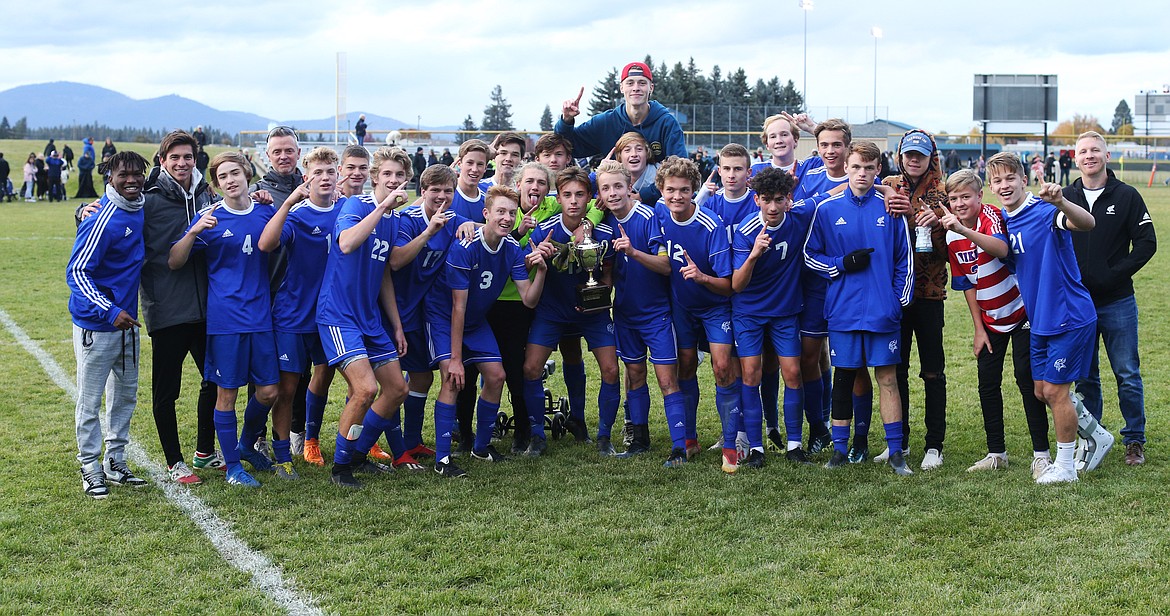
[454,300,534,442]
[977,325,1049,453]
[149,322,217,466]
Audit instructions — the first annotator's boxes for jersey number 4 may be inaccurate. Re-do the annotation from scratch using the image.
[241,234,253,255]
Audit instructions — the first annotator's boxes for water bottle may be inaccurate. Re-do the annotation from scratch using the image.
[915,225,933,253]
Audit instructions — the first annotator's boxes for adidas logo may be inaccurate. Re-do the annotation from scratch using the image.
[124,227,133,237]
[216,369,222,376]
[673,421,685,428]
[279,354,290,361]
[834,217,847,225]
[222,229,234,238]
[1106,205,1116,215]
[312,226,323,234]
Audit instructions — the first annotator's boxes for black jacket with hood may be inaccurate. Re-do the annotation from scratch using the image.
[140,167,215,333]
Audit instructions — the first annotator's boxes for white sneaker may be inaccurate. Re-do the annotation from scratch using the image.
[967,453,1008,472]
[290,431,306,457]
[1035,463,1078,484]
[168,461,202,485]
[920,448,943,471]
[872,447,910,464]
[1031,456,1051,480]
[735,431,750,461]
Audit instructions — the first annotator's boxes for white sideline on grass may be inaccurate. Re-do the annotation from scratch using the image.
[0,308,322,616]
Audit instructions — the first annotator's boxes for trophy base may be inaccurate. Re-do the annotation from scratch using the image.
[576,283,613,315]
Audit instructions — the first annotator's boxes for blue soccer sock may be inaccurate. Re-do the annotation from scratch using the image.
[474,398,500,452]
[761,369,780,432]
[403,391,427,450]
[627,385,651,425]
[783,386,804,447]
[305,389,327,440]
[741,384,764,450]
[854,393,874,440]
[354,409,392,454]
[831,424,850,455]
[803,378,825,435]
[821,368,833,424]
[663,392,687,450]
[334,431,355,465]
[214,409,241,469]
[715,381,742,449]
[623,398,632,424]
[384,410,406,458]
[523,378,547,439]
[680,377,699,441]
[596,380,621,439]
[434,401,457,462]
[883,421,904,454]
[563,361,586,422]
[271,438,291,464]
[240,396,271,449]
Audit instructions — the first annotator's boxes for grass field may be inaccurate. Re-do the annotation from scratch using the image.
[0,140,1168,614]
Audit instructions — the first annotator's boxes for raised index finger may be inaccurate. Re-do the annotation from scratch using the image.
[574,86,584,105]
[618,223,627,237]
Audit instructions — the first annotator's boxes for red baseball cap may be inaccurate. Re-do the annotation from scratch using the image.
[621,62,653,82]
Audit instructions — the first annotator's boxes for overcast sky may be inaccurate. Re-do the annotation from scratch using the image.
[5,0,1169,134]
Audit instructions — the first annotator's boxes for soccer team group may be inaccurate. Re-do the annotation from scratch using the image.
[66,61,1155,497]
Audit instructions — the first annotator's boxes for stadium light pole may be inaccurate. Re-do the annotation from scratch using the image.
[801,0,813,111]
[871,26,882,122]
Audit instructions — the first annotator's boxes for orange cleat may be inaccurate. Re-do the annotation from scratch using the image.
[721,448,739,474]
[303,438,325,466]
[368,443,394,461]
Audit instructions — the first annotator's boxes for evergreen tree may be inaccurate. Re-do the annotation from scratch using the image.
[482,85,514,132]
[458,115,478,144]
[725,69,751,103]
[540,105,554,131]
[0,116,9,139]
[778,79,804,112]
[12,117,28,140]
[1111,99,1133,134]
[588,68,621,116]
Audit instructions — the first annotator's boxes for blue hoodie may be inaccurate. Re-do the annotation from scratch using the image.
[67,185,145,331]
[554,100,687,164]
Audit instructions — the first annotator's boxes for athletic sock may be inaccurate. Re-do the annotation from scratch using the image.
[831,424,850,456]
[1055,440,1076,471]
[305,389,327,440]
[761,369,780,432]
[523,378,547,439]
[354,409,392,454]
[384,411,406,458]
[627,385,651,425]
[563,361,586,422]
[741,384,764,450]
[214,409,241,467]
[853,393,873,440]
[271,439,291,464]
[403,391,428,450]
[663,391,687,450]
[434,401,457,463]
[680,377,699,441]
[783,386,803,447]
[596,380,621,439]
[474,398,500,452]
[334,431,355,466]
[623,398,632,424]
[802,378,824,435]
[715,382,741,449]
[240,396,271,449]
[820,368,833,424]
[883,421,904,454]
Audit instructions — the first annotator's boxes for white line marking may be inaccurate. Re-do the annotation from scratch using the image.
[0,308,322,616]
[0,236,73,241]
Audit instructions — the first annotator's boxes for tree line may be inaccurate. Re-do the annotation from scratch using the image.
[0,116,233,145]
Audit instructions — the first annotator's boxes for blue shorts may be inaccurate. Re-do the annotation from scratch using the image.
[318,324,399,368]
[528,312,616,350]
[1031,322,1095,384]
[734,313,801,358]
[399,328,435,373]
[427,320,502,365]
[673,302,734,349]
[799,286,828,338]
[275,331,326,373]
[615,313,677,365]
[206,332,280,389]
[827,330,900,368]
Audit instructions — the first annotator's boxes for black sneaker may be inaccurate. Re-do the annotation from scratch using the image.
[785,447,815,466]
[524,435,548,457]
[616,437,650,459]
[81,466,109,499]
[808,431,832,455]
[353,459,392,474]
[452,437,474,458]
[435,459,468,478]
[596,436,616,456]
[741,450,766,469]
[510,435,529,455]
[766,428,785,452]
[888,450,914,476]
[564,416,593,444]
[847,444,870,464]
[471,445,509,463]
[330,463,361,489]
[663,448,688,468]
[104,458,148,487]
[824,450,849,469]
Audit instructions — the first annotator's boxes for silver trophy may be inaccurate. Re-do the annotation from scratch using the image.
[573,225,612,313]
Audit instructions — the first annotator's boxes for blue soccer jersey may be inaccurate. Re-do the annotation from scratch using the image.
[732,203,814,318]
[272,200,339,334]
[793,157,846,202]
[605,203,671,323]
[393,205,471,332]
[803,188,913,334]
[427,230,529,326]
[186,201,274,335]
[451,186,486,224]
[316,194,399,335]
[706,188,757,237]
[529,214,615,322]
[656,202,732,314]
[1000,194,1097,336]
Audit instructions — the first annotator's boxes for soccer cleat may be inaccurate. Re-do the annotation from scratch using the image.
[847,445,869,464]
[741,450,766,469]
[254,437,272,461]
[616,425,651,458]
[274,461,300,480]
[168,461,202,485]
[435,459,468,478]
[226,466,261,488]
[330,463,361,489]
[620,421,635,448]
[510,436,529,456]
[824,451,848,469]
[105,458,148,487]
[524,435,548,457]
[920,448,944,471]
[368,443,393,461]
[663,448,688,468]
[81,466,110,499]
[685,439,702,459]
[1081,430,1115,473]
[808,431,832,455]
[1125,442,1145,466]
[192,450,226,471]
[596,436,616,457]
[290,431,305,457]
[766,428,785,453]
[967,453,1009,472]
[353,459,392,474]
[785,447,814,466]
[735,432,751,462]
[721,448,739,474]
[707,440,722,451]
[1031,456,1051,480]
[238,444,274,472]
[471,445,509,463]
[452,439,474,458]
[391,453,426,472]
[564,416,593,444]
[1035,464,1078,484]
[303,438,325,466]
[873,447,910,464]
[406,443,437,459]
[888,450,914,476]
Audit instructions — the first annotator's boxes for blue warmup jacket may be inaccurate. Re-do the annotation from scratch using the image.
[555,100,687,163]
[67,193,145,331]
